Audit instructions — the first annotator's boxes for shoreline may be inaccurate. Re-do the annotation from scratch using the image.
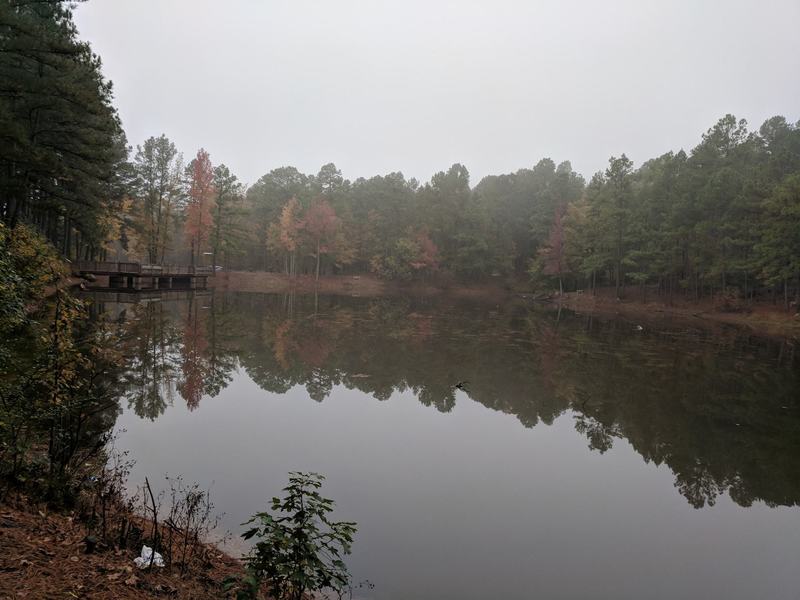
[208,270,510,302]
[0,493,244,599]
[210,271,800,338]
[5,274,797,598]
[555,289,800,339]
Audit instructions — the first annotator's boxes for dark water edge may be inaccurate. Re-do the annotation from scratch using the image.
[83,290,800,600]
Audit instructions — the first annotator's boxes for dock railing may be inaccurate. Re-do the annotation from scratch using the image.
[76,261,213,276]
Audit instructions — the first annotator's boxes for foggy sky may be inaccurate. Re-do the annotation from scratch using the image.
[73,0,800,187]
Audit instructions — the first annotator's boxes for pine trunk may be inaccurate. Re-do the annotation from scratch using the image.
[317,240,322,281]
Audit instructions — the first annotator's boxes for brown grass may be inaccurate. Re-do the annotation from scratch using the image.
[0,494,245,600]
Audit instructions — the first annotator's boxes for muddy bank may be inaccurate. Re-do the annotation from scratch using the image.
[556,288,800,338]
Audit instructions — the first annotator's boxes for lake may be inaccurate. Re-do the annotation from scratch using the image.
[90,290,800,600]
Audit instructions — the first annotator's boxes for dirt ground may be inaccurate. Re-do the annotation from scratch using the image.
[0,495,245,600]
[557,287,800,338]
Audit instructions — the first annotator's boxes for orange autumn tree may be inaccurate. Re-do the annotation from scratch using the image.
[185,149,215,266]
[410,229,439,272]
[270,197,302,276]
[302,198,339,280]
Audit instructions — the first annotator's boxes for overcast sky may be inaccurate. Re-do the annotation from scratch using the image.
[73,0,800,187]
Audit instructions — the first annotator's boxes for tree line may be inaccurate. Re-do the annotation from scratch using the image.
[2,2,799,305]
[542,115,800,306]
[124,113,800,309]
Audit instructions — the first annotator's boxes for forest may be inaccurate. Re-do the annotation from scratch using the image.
[2,2,800,306]
[2,2,800,599]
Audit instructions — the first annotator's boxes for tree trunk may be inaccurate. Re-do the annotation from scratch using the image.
[64,219,72,258]
[785,278,790,312]
[317,240,319,281]
[794,271,800,306]
[213,204,222,270]
[743,270,748,304]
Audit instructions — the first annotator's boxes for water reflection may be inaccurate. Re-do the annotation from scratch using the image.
[99,291,800,510]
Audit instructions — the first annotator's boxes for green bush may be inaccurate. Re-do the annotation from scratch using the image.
[226,472,357,600]
[0,224,123,502]
[0,222,64,333]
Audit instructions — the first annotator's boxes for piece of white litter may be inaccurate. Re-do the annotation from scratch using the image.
[133,545,165,569]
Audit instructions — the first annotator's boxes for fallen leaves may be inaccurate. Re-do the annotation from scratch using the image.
[0,495,244,599]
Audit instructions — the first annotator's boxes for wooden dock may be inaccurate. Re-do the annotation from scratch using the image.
[78,288,212,304]
[75,261,212,290]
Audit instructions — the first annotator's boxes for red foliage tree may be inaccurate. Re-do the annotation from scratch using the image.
[410,229,439,272]
[185,149,215,266]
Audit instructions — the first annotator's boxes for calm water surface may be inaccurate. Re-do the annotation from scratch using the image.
[92,291,800,600]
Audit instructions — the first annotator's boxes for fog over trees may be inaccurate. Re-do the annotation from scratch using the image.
[2,2,800,306]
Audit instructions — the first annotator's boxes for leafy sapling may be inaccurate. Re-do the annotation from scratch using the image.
[226,472,357,600]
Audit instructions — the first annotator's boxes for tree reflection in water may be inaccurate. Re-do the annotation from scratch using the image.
[105,291,800,510]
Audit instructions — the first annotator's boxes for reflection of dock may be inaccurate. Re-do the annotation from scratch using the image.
[76,261,211,290]
[78,288,212,304]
